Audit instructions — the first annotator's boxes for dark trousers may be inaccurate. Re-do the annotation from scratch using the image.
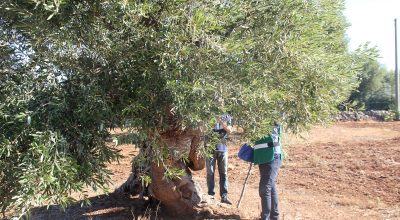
[259,156,282,220]
[206,150,228,198]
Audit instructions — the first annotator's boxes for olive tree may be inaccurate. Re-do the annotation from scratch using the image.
[1,0,359,217]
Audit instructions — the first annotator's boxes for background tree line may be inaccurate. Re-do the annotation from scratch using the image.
[345,44,396,111]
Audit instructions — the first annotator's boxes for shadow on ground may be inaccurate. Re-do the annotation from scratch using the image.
[25,193,241,220]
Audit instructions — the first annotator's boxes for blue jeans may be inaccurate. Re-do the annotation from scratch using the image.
[206,150,228,199]
[259,155,282,220]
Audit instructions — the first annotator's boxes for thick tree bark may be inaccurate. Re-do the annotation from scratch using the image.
[116,126,205,216]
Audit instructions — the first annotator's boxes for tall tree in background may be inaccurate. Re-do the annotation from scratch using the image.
[346,44,393,110]
[1,0,360,216]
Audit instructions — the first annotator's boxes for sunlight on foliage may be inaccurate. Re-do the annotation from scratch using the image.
[0,0,365,215]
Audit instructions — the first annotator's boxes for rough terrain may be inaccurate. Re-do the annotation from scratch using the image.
[11,121,400,219]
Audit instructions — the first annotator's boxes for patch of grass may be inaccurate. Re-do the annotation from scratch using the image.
[335,197,360,206]
[309,154,327,168]
[334,196,382,209]
[362,197,383,209]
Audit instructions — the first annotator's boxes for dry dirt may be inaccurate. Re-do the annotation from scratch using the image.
[22,121,400,219]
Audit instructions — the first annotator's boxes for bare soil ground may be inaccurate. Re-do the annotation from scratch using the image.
[16,121,400,219]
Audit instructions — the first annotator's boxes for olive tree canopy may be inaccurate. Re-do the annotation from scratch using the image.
[1,0,360,216]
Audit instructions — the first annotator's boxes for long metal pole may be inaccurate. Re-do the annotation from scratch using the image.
[395,19,400,120]
[237,163,253,208]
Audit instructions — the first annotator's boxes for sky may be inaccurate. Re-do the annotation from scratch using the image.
[344,0,400,71]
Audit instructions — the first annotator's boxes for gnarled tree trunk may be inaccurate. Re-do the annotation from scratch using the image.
[116,126,206,216]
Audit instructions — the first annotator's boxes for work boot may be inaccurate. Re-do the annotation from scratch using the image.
[221,196,232,205]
